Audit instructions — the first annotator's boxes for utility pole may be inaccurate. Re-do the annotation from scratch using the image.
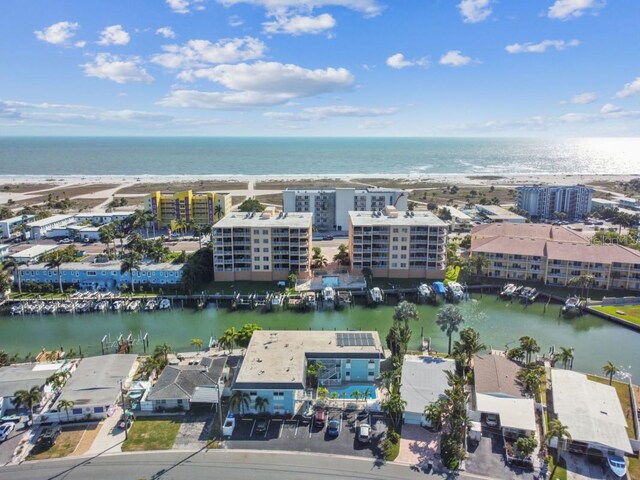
[120,378,128,440]
[217,381,224,438]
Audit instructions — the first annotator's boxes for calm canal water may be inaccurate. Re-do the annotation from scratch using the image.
[0,297,638,379]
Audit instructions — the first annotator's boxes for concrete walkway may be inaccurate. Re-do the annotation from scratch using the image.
[396,424,441,467]
[84,407,125,456]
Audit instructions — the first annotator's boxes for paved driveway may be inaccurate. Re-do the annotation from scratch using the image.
[173,413,215,450]
[225,410,387,459]
[396,424,440,467]
[0,419,29,466]
[465,430,536,480]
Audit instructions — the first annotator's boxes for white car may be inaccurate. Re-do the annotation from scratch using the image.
[0,422,15,442]
[485,414,499,427]
[357,423,371,443]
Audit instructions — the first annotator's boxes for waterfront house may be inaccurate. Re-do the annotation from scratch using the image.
[51,354,137,422]
[213,208,313,282]
[144,356,227,412]
[283,187,407,232]
[17,260,184,290]
[400,355,455,426]
[0,362,65,417]
[27,214,76,240]
[348,206,448,279]
[145,190,232,229]
[0,214,35,239]
[232,330,384,415]
[472,354,536,437]
[550,369,633,456]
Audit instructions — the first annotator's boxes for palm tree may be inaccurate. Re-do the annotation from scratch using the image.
[381,392,407,430]
[214,204,223,222]
[219,327,238,353]
[519,336,540,364]
[192,224,203,249]
[546,419,571,478]
[333,244,350,266]
[45,251,65,294]
[379,369,400,396]
[229,390,251,414]
[174,218,188,238]
[469,254,490,277]
[352,389,361,409]
[140,355,161,379]
[154,343,172,366]
[555,347,574,370]
[3,258,22,294]
[13,386,42,422]
[58,399,75,422]
[436,304,465,355]
[424,398,447,431]
[452,327,486,375]
[190,338,203,351]
[120,253,142,293]
[603,361,619,385]
[254,396,269,413]
[99,224,116,254]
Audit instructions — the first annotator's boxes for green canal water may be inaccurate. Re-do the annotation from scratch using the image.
[0,298,638,379]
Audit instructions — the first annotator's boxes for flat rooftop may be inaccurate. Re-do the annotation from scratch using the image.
[0,363,63,399]
[0,214,35,224]
[19,260,184,272]
[234,330,384,390]
[349,210,447,227]
[56,354,137,408]
[214,211,312,229]
[27,214,75,228]
[10,244,58,260]
[551,369,633,454]
[477,205,526,221]
[400,356,455,414]
[471,223,589,244]
[285,187,404,194]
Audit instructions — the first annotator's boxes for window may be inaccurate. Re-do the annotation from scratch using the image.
[263,256,269,262]
[72,408,82,415]
[253,239,259,244]
[254,247,260,252]
[392,237,398,242]
[392,228,399,233]
[263,248,269,252]
[177,399,183,404]
[254,256,260,261]
[273,391,284,398]
[263,229,269,235]
[87,271,96,276]
[392,254,398,259]
[263,239,269,243]
[94,406,104,413]
[250,391,258,397]
[400,263,407,268]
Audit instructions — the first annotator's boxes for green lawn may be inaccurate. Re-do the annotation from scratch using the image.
[121,418,181,452]
[27,427,85,460]
[587,375,636,438]
[548,453,568,480]
[591,305,640,326]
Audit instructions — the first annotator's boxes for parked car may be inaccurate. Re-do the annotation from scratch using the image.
[313,409,327,428]
[58,238,73,244]
[357,423,371,443]
[255,417,268,434]
[0,422,15,442]
[0,414,21,424]
[322,236,334,241]
[326,419,340,437]
[39,426,62,447]
[485,414,499,427]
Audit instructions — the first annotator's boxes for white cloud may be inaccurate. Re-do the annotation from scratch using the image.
[457,0,492,23]
[34,21,80,45]
[263,13,336,35]
[97,25,130,46]
[359,119,390,129]
[600,103,620,114]
[615,77,640,99]
[562,92,597,105]
[100,110,174,122]
[82,54,154,84]
[156,27,177,39]
[0,100,89,110]
[386,53,429,69]
[439,50,472,67]
[505,39,579,54]
[228,15,244,27]
[74,41,87,48]
[548,0,605,20]
[151,37,266,69]
[166,0,206,13]
[159,61,354,109]
[264,104,397,122]
[216,0,382,17]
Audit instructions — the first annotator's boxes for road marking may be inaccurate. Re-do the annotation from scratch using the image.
[294,420,299,436]
[265,420,271,437]
[308,421,313,438]
[249,419,256,437]
[279,422,284,438]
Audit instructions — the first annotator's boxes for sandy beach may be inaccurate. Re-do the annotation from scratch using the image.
[0,173,637,211]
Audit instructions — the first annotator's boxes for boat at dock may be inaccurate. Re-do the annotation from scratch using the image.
[562,296,583,316]
[144,299,157,311]
[322,287,336,309]
[336,290,353,309]
[446,282,465,302]
[158,298,171,310]
[519,287,539,303]
[270,293,283,311]
[369,287,384,306]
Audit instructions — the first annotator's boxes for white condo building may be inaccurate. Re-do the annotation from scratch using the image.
[283,187,408,232]
[516,185,593,220]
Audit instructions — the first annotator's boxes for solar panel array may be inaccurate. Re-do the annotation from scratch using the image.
[336,332,375,347]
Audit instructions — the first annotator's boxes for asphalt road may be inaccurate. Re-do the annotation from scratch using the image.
[0,449,496,480]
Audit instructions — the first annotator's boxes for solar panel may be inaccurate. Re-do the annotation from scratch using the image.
[337,332,374,347]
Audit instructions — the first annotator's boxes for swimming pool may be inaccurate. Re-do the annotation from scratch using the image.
[321,276,340,288]
[326,383,377,400]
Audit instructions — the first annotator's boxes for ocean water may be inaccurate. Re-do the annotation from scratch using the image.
[0,137,638,177]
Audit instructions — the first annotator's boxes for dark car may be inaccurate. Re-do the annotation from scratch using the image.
[40,426,62,447]
[313,409,327,428]
[255,417,268,434]
[326,419,340,437]
[322,235,334,240]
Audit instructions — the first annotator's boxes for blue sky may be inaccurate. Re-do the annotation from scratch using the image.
[0,0,638,136]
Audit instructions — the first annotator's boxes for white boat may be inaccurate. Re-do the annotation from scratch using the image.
[500,283,517,299]
[270,293,283,310]
[10,304,24,315]
[608,456,627,478]
[58,301,75,314]
[112,300,123,311]
[158,298,171,310]
[126,300,141,311]
[520,287,539,303]
[418,283,432,299]
[43,303,58,315]
[94,300,109,312]
[144,299,157,311]
[562,296,582,314]
[446,282,465,302]
[369,287,384,304]
[323,287,335,303]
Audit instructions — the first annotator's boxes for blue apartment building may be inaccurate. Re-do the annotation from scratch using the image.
[232,330,384,415]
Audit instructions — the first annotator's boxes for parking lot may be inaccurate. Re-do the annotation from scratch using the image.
[465,429,536,480]
[225,409,387,458]
[0,417,28,466]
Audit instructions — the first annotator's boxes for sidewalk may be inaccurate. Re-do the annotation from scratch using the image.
[84,406,126,456]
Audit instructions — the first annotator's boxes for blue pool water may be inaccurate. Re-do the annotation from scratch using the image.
[327,383,377,400]
[321,276,340,288]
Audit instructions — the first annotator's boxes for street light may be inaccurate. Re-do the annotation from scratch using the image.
[120,378,128,440]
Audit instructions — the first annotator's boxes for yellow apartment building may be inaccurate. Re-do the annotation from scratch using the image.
[145,190,232,230]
